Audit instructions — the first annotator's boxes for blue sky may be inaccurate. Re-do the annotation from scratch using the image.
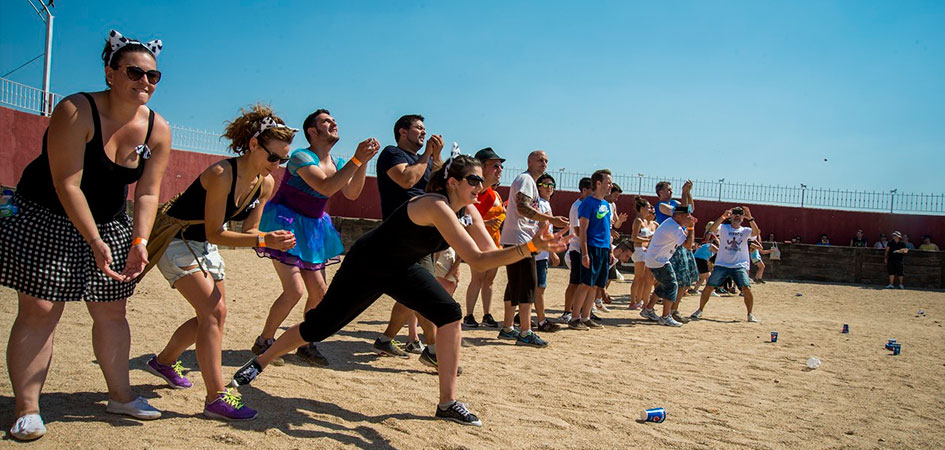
[2,1,943,194]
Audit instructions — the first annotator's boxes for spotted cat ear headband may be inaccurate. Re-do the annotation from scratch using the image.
[252,116,299,139]
[443,142,462,179]
[107,30,162,65]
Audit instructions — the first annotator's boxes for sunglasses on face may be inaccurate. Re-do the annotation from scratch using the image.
[258,140,290,164]
[537,182,555,188]
[463,174,485,187]
[121,65,162,85]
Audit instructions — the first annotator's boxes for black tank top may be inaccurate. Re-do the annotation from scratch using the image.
[16,92,153,223]
[165,158,262,242]
[350,194,460,268]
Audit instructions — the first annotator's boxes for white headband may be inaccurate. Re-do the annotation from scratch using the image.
[108,29,162,65]
[443,142,462,179]
[252,116,299,140]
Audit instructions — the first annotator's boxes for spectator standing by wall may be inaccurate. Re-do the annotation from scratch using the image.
[885,231,908,289]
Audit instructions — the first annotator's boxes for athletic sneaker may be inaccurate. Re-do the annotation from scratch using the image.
[204,388,258,421]
[435,401,482,427]
[404,340,425,354]
[106,396,161,420]
[628,301,642,310]
[146,355,193,389]
[671,312,690,324]
[590,312,602,322]
[690,309,703,320]
[658,315,683,327]
[296,343,329,367]
[583,319,602,329]
[596,302,612,313]
[462,314,480,328]
[9,413,46,441]
[497,327,520,340]
[641,308,660,321]
[559,312,573,324]
[755,279,766,284]
[885,284,895,289]
[481,313,499,328]
[747,314,758,323]
[568,318,589,331]
[373,338,410,358]
[418,348,464,375]
[710,290,721,297]
[537,319,561,333]
[251,336,274,355]
[516,330,548,347]
[230,358,263,387]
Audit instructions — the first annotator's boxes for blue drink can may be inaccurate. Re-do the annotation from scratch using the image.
[770,331,778,342]
[641,407,666,423]
[890,343,901,355]
[842,324,849,333]
[885,339,897,350]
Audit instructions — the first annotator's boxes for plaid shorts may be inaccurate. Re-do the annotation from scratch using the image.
[0,193,136,302]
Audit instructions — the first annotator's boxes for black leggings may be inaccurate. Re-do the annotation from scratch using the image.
[298,255,462,343]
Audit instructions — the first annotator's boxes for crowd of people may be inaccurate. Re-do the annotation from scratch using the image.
[0,29,935,441]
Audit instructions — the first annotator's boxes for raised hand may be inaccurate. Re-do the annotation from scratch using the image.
[683,179,694,193]
[354,138,381,162]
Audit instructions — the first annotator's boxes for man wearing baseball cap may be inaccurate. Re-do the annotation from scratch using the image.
[885,231,908,289]
[463,148,507,328]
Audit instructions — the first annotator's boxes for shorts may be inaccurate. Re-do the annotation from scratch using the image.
[156,239,226,288]
[696,258,710,274]
[536,258,549,288]
[418,253,435,275]
[887,259,904,276]
[580,246,610,288]
[649,263,678,302]
[669,246,697,286]
[631,247,646,264]
[707,266,751,289]
[503,245,536,306]
[568,250,582,285]
[0,193,136,302]
[433,248,457,283]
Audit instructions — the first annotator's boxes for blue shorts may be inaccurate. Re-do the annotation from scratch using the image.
[707,266,751,288]
[536,259,549,288]
[580,246,610,288]
[650,263,678,302]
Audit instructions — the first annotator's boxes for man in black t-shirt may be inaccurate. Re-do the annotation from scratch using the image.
[372,114,447,364]
[884,231,908,289]
[850,229,868,247]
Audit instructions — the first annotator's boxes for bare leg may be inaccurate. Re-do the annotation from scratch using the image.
[743,286,754,314]
[8,294,65,417]
[86,300,136,404]
[755,261,766,281]
[259,261,304,340]
[518,303,534,333]
[502,301,515,328]
[434,321,461,403]
[382,302,413,339]
[465,270,484,317]
[407,314,419,342]
[697,286,715,312]
[563,283,577,315]
[534,287,546,322]
[480,268,496,316]
[257,324,307,367]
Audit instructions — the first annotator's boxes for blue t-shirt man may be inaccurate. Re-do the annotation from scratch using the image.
[654,199,679,224]
[578,196,612,249]
[375,145,432,220]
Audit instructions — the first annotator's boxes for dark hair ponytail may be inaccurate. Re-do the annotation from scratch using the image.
[634,195,649,212]
[426,155,481,194]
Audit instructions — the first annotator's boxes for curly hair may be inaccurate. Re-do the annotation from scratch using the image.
[222,104,297,155]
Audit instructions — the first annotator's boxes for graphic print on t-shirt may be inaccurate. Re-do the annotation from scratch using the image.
[725,235,743,252]
[595,203,609,220]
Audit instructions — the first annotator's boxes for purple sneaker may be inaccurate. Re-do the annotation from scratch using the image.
[146,356,192,389]
[204,388,258,421]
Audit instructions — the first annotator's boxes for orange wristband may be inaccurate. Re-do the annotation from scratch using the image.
[351,157,363,167]
[257,233,267,248]
[132,237,148,246]
[526,241,538,254]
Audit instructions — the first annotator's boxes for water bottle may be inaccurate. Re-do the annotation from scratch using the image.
[0,189,18,218]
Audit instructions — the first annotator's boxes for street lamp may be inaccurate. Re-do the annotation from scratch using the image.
[637,173,644,195]
[889,189,897,214]
[25,0,55,116]
[717,178,725,202]
[800,184,807,208]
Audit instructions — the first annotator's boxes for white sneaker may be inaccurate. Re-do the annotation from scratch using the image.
[598,303,611,313]
[885,284,895,289]
[659,315,683,327]
[710,291,721,297]
[747,314,758,323]
[690,310,703,320]
[10,413,46,441]
[106,396,161,420]
[640,308,659,321]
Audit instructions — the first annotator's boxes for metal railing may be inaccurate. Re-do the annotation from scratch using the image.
[1,76,942,214]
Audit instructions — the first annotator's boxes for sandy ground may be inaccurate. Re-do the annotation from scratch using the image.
[2,249,944,449]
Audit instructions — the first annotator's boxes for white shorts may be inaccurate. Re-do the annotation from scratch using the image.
[631,247,647,264]
[157,239,226,288]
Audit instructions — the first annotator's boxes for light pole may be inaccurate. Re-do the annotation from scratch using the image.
[25,1,54,116]
[717,178,725,202]
[889,189,897,214]
[800,184,807,208]
[637,173,644,195]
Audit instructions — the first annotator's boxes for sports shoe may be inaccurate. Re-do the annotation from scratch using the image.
[462,314,479,328]
[710,290,721,297]
[9,413,45,441]
[230,358,263,387]
[590,312,602,322]
[747,314,758,323]
[373,338,409,358]
[628,301,642,310]
[497,327,520,340]
[897,285,905,290]
[755,279,766,284]
[106,396,161,420]
[251,336,274,355]
[204,388,258,421]
[404,340,425,354]
[583,319,602,329]
[146,355,193,389]
[481,313,499,328]
[516,330,548,347]
[436,401,482,427]
[597,302,611,313]
[418,348,464,375]
[537,319,561,333]
[689,309,703,320]
[559,312,573,324]
[568,318,589,331]
[296,343,329,367]
[716,288,728,294]
[885,284,895,289]
[671,311,690,324]
[641,308,660,321]
[658,315,683,327]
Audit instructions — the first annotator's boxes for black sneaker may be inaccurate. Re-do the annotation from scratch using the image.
[462,314,480,328]
[590,312,602,322]
[373,338,409,358]
[481,313,499,328]
[251,337,274,355]
[435,401,482,427]
[419,348,463,375]
[296,343,328,367]
[230,358,263,387]
[537,320,561,333]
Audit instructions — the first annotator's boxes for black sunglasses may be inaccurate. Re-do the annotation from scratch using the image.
[258,140,290,164]
[463,174,485,186]
[122,65,162,85]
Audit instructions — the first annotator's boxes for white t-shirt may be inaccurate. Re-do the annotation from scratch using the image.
[715,224,754,269]
[609,201,618,226]
[536,197,553,261]
[645,217,688,269]
[500,172,540,246]
[567,198,583,253]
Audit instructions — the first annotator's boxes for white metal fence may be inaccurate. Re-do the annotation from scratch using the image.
[1,76,942,214]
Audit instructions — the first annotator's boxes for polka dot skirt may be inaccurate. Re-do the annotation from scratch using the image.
[0,193,136,302]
